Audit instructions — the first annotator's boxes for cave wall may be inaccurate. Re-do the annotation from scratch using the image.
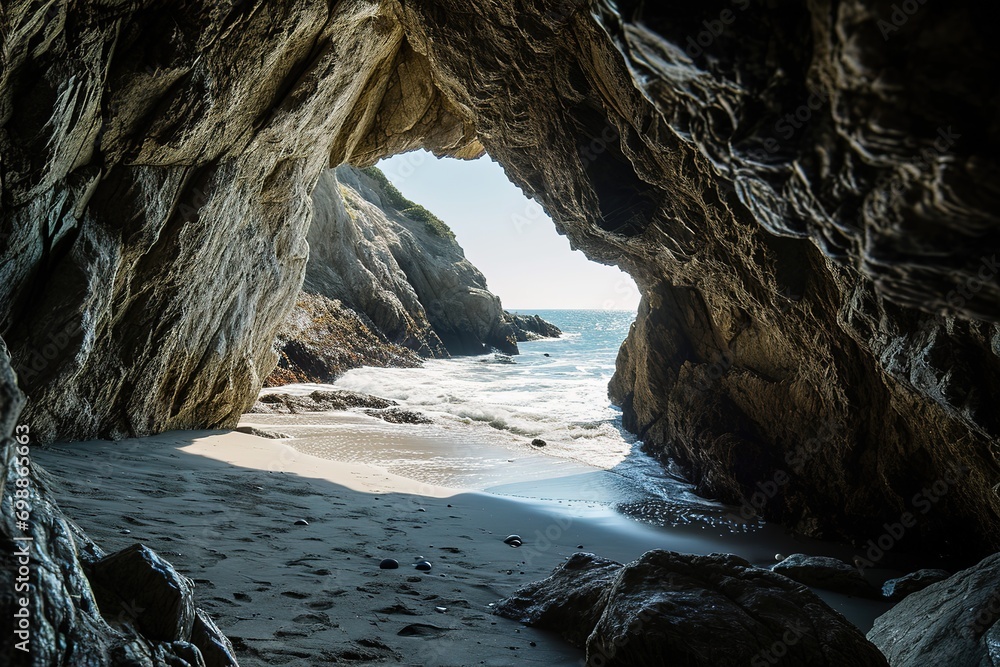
[1,0,999,559]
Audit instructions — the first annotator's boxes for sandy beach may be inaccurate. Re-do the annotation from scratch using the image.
[34,415,894,666]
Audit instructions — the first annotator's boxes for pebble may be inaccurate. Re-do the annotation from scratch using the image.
[414,560,432,571]
[379,559,399,570]
[577,545,584,549]
[435,606,447,613]
[531,438,546,447]
[294,519,309,526]
[503,535,522,546]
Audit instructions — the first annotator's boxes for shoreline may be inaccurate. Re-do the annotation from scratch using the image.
[35,422,897,666]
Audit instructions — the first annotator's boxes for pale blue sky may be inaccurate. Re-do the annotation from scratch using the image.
[376,151,640,311]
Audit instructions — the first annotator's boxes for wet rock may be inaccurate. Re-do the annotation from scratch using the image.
[88,544,196,642]
[881,569,951,602]
[265,292,422,386]
[364,408,432,424]
[772,554,880,598]
[505,314,562,341]
[496,550,888,666]
[379,559,400,570]
[191,608,240,667]
[153,641,206,667]
[414,561,432,571]
[530,439,546,447]
[293,519,309,526]
[251,390,396,414]
[869,553,1000,666]
[494,552,620,647]
[235,426,291,440]
[503,535,523,546]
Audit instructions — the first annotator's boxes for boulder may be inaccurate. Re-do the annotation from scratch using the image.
[494,552,621,647]
[869,553,1000,666]
[772,554,880,598]
[88,544,196,642]
[191,608,240,667]
[881,568,951,602]
[496,550,888,667]
[250,390,396,414]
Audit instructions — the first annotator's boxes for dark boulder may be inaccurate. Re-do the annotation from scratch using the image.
[88,544,196,643]
[496,550,888,667]
[869,553,1000,666]
[772,554,880,598]
[881,568,951,602]
[191,608,240,667]
[494,552,620,647]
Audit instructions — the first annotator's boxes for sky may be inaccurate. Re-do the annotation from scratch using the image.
[376,151,641,311]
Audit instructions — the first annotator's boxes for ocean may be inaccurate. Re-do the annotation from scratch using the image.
[334,309,639,469]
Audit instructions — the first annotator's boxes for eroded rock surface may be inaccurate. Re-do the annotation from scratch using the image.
[305,166,557,358]
[772,554,880,598]
[881,568,951,602]
[1,346,235,666]
[265,291,421,386]
[496,550,888,667]
[869,553,1000,666]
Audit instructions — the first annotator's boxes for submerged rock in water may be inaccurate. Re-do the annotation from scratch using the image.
[496,550,887,667]
[364,408,432,424]
[251,390,396,414]
[772,554,880,598]
[869,553,1000,666]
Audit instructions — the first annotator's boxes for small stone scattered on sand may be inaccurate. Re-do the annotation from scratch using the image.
[379,558,399,570]
[415,561,432,571]
[294,519,309,526]
[531,438,546,447]
[503,535,522,546]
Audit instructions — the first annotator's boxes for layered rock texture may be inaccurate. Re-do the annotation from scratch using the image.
[265,291,421,386]
[1,345,237,666]
[495,550,889,667]
[1,0,999,643]
[301,165,556,359]
[868,553,1000,666]
[265,165,561,385]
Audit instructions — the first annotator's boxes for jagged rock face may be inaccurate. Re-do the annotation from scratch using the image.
[495,550,889,667]
[306,166,528,356]
[1,344,234,666]
[265,291,421,386]
[1,0,998,561]
[868,553,1000,666]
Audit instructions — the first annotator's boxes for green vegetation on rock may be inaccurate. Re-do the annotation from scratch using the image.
[362,166,455,240]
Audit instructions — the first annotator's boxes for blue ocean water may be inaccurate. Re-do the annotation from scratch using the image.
[335,309,639,469]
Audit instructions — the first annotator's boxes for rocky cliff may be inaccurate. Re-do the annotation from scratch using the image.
[1,0,998,571]
[302,164,557,359]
